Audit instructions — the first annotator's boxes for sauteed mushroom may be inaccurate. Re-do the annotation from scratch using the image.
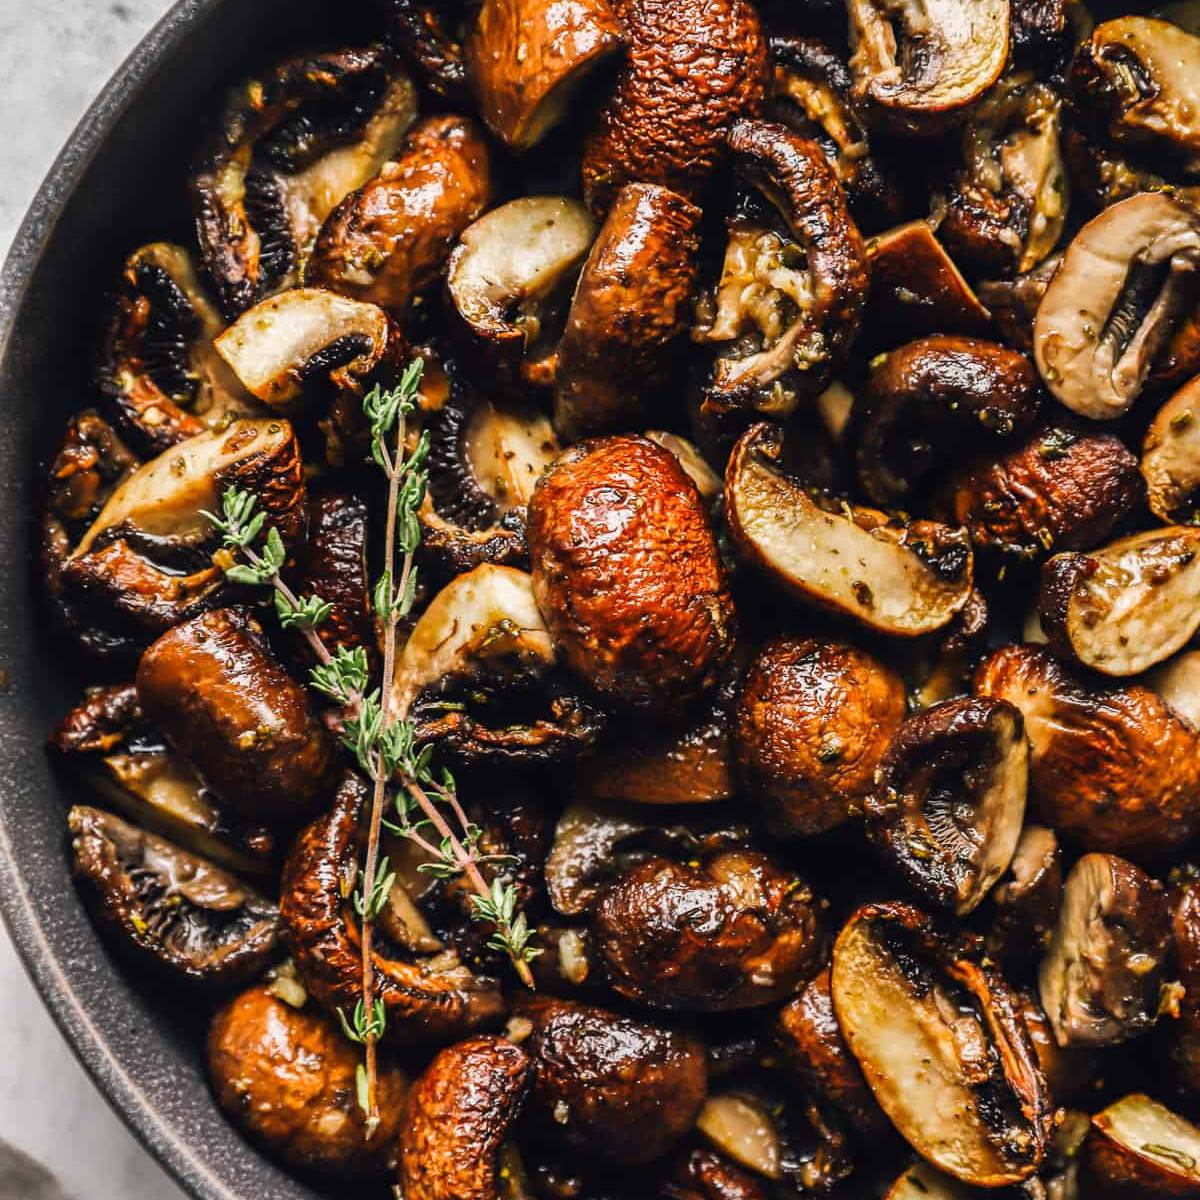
[1086,1095,1200,1197]
[382,0,468,100]
[1143,374,1200,524]
[663,1146,770,1200]
[978,252,1061,356]
[986,825,1063,966]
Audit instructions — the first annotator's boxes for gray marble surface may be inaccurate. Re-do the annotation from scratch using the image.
[0,3,193,1196]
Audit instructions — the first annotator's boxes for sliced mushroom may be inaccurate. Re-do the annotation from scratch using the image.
[735,636,906,838]
[725,422,973,637]
[978,251,1062,356]
[69,805,280,986]
[207,982,409,1175]
[694,121,868,426]
[975,645,1200,859]
[1033,191,1200,420]
[1143,374,1200,523]
[1086,1095,1200,1198]
[885,1162,975,1199]
[986,824,1063,966]
[467,0,622,151]
[280,773,506,1042]
[856,336,1042,506]
[391,563,603,763]
[555,183,701,439]
[528,435,735,712]
[1038,852,1170,1049]
[593,850,827,1011]
[867,696,1028,916]
[580,0,767,212]
[1039,527,1200,677]
[846,0,1010,135]
[191,48,417,319]
[399,1035,531,1200]
[515,994,707,1164]
[831,902,1053,1187]
[307,115,492,315]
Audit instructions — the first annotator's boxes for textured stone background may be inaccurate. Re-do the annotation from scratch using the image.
[0,3,191,1196]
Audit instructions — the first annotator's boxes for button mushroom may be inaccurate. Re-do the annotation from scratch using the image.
[1143,374,1200,524]
[1085,1094,1200,1199]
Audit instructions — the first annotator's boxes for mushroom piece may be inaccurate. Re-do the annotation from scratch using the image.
[307,115,492,315]
[191,47,417,319]
[867,696,1028,917]
[555,183,701,440]
[1143,374,1200,524]
[1038,852,1171,1049]
[467,0,622,151]
[975,645,1200,859]
[207,982,409,1176]
[1039,527,1200,677]
[856,336,1042,507]
[663,1146,770,1200]
[381,0,468,100]
[734,636,906,838]
[1168,868,1200,1094]
[1033,192,1200,420]
[99,243,257,455]
[390,563,603,764]
[214,287,391,411]
[725,423,974,637]
[694,121,868,427]
[580,0,767,213]
[515,994,708,1165]
[978,252,1062,356]
[985,824,1063,966]
[831,902,1054,1187]
[1086,1095,1200,1198]
[593,849,827,1011]
[1147,650,1200,730]
[845,0,1010,135]
[68,805,280,986]
[1018,991,1096,1110]
[398,1035,531,1200]
[281,774,506,1043]
[941,424,1145,562]
[884,1162,977,1199]
[527,435,736,713]
[643,431,723,503]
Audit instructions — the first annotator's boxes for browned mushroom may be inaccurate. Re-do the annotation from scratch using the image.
[985,824,1063,966]
[1143,374,1200,524]
[1168,868,1200,1094]
[734,636,906,838]
[978,252,1061,356]
[208,982,409,1175]
[1085,1094,1200,1197]
[527,435,735,712]
[662,1146,770,1200]
[1018,990,1097,1109]
[831,902,1054,1187]
[382,0,468,100]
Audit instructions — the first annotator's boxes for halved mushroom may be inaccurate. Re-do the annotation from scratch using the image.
[725,422,973,637]
[867,696,1028,916]
[528,435,736,712]
[978,252,1062,356]
[1039,527,1200,676]
[1147,650,1200,730]
[555,183,701,439]
[1168,868,1200,1093]
[831,902,1053,1187]
[467,0,622,151]
[1143,374,1200,524]
[856,336,1042,506]
[593,849,827,1010]
[941,424,1144,561]
[214,287,391,410]
[446,196,595,387]
[735,636,906,838]
[845,0,1010,135]
[1038,852,1171,1049]
[307,115,492,315]
[191,47,417,319]
[1086,1095,1200,1198]
[390,563,603,763]
[515,994,708,1164]
[100,243,258,455]
[975,645,1200,859]
[208,982,409,1175]
[580,0,767,213]
[694,122,868,427]
[1033,191,1200,420]
[985,825,1063,966]
[68,805,280,986]
[399,1035,531,1200]
[281,773,506,1042]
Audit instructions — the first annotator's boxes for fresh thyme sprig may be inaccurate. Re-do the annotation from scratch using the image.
[203,359,539,1138]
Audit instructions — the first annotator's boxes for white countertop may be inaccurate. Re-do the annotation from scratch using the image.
[0,2,192,1196]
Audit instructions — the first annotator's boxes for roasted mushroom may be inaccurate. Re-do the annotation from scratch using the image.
[975,645,1200,860]
[307,115,492,315]
[725,423,974,637]
[1143,374,1200,524]
[663,1146,770,1200]
[1033,191,1200,420]
[831,902,1054,1187]
[68,805,280,986]
[734,636,906,838]
[1169,867,1200,1094]
[208,982,409,1175]
[527,435,735,712]
[978,252,1061,356]
[1038,852,1171,1049]
[986,824,1063,966]
[1086,1095,1200,1198]
[191,48,417,319]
